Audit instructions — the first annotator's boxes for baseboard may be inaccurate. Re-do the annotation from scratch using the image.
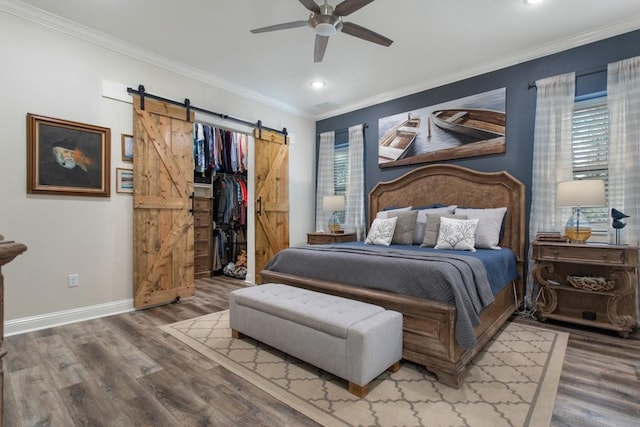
[4,299,135,336]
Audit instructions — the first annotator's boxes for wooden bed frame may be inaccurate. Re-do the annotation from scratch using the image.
[261,164,525,387]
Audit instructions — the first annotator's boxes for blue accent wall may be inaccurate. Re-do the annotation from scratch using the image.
[316,29,640,227]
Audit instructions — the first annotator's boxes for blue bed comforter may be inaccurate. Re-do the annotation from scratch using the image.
[263,242,519,349]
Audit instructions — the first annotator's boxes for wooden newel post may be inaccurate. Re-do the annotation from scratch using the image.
[0,236,27,427]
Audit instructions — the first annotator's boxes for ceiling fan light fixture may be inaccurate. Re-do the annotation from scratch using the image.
[250,1,392,63]
[315,22,337,36]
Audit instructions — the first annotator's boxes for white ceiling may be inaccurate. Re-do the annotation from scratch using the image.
[9,0,640,119]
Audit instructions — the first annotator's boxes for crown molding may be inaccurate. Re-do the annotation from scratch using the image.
[316,16,640,120]
[0,0,311,119]
[2,0,639,121]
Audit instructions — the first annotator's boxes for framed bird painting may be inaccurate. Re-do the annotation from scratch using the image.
[27,113,111,197]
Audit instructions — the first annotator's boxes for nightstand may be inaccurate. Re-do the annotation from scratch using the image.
[532,240,638,337]
[307,232,357,245]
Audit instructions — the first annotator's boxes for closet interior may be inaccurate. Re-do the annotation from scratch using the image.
[193,122,249,280]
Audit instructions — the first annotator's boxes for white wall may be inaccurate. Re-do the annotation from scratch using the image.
[0,10,316,331]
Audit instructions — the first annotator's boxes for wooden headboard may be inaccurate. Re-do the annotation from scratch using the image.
[369,164,526,265]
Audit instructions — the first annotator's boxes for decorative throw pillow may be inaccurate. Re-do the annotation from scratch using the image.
[413,205,457,244]
[376,206,412,219]
[388,210,419,245]
[365,217,398,246]
[454,207,507,249]
[434,217,480,252]
[420,213,467,247]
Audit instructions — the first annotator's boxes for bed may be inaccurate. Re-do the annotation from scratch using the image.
[260,164,525,388]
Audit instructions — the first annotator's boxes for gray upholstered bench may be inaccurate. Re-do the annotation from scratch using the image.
[229,283,403,397]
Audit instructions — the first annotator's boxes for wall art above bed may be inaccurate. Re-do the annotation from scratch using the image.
[378,87,506,168]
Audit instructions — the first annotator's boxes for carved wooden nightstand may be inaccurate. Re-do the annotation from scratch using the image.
[307,232,357,245]
[532,240,638,337]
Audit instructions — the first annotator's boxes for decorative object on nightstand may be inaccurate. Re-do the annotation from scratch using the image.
[535,231,565,242]
[323,195,345,233]
[307,231,356,245]
[566,275,614,292]
[556,179,605,243]
[611,208,629,245]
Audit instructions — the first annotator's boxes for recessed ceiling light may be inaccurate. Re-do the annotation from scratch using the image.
[311,80,325,89]
[525,0,544,4]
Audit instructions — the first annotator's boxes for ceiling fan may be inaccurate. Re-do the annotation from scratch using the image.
[250,0,393,63]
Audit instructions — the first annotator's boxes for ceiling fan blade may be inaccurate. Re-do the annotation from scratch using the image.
[250,20,309,34]
[341,21,393,46]
[298,0,321,14]
[314,35,329,63]
[334,0,375,16]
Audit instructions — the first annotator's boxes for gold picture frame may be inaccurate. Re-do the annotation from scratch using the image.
[27,113,110,197]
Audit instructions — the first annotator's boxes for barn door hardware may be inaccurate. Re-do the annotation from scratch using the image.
[127,85,288,134]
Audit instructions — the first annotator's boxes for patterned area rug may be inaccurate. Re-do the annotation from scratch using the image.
[161,311,567,427]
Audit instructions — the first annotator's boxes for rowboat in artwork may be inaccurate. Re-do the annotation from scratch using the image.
[378,114,421,162]
[430,109,505,141]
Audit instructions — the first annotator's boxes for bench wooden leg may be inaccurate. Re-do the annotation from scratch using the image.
[388,361,400,373]
[231,329,244,339]
[348,382,369,398]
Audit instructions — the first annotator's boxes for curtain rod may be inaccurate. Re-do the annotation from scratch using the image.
[317,123,368,136]
[127,85,288,138]
[527,65,607,89]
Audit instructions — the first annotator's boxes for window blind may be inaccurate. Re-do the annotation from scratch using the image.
[333,142,348,222]
[571,95,609,231]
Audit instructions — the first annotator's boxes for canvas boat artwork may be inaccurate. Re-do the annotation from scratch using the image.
[378,114,421,162]
[377,88,507,168]
[430,109,505,141]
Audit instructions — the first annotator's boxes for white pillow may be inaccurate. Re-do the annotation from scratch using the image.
[365,217,398,246]
[454,207,507,249]
[376,206,412,219]
[413,205,457,244]
[434,217,480,252]
[420,213,467,247]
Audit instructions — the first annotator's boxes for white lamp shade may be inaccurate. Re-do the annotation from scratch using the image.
[323,195,345,212]
[556,180,606,207]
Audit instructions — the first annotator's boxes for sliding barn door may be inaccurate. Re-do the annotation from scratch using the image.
[132,96,195,309]
[254,129,289,282]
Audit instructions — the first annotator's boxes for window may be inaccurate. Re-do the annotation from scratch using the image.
[571,92,609,232]
[333,142,348,223]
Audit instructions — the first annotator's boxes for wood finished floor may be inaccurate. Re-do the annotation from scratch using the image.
[3,276,639,427]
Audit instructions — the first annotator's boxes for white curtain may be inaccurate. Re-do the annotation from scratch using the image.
[527,72,576,307]
[344,124,365,240]
[315,131,335,232]
[607,56,640,245]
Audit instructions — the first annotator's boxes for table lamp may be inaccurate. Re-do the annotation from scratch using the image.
[323,195,345,233]
[556,180,605,243]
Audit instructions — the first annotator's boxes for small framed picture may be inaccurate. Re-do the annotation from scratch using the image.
[121,133,133,162]
[27,113,110,197]
[116,168,133,193]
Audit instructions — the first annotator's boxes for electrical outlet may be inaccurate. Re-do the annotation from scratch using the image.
[68,273,79,288]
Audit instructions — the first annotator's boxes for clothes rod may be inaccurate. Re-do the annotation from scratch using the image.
[527,65,607,89]
[126,85,288,138]
[317,123,368,135]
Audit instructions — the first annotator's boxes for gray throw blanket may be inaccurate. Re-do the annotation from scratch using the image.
[264,245,496,349]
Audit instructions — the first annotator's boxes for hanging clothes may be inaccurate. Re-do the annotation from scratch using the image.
[195,121,249,275]
[211,173,248,273]
[194,122,250,174]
